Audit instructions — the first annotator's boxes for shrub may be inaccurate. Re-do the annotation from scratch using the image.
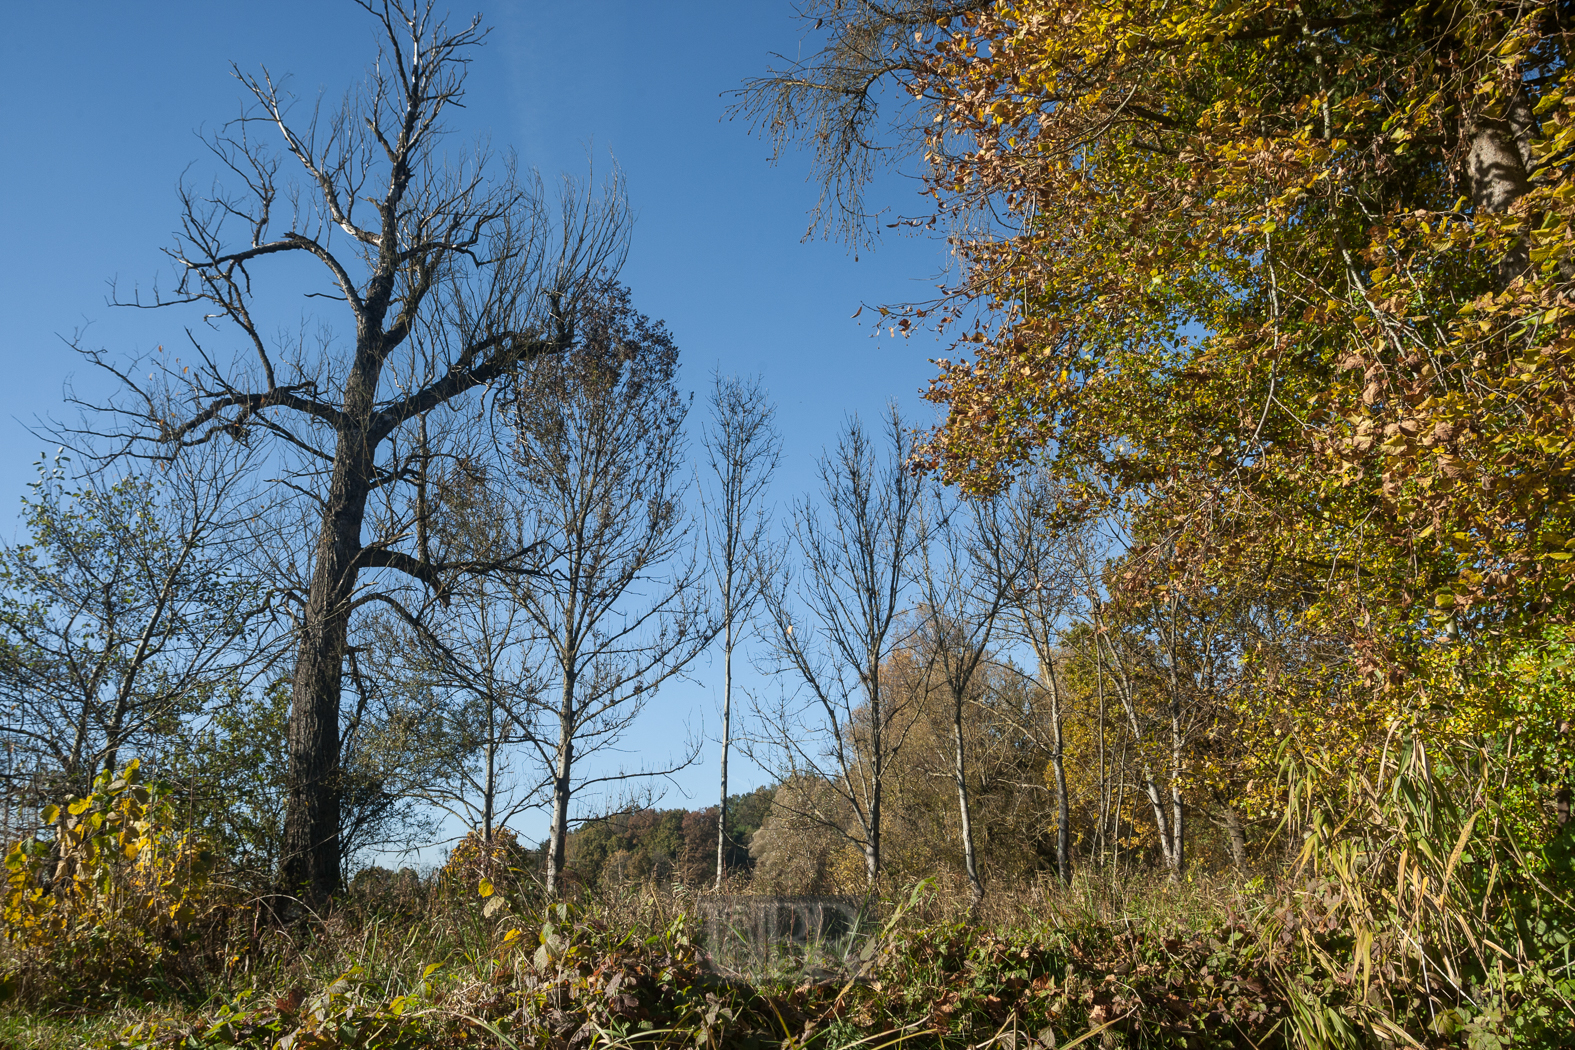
[0,759,231,1004]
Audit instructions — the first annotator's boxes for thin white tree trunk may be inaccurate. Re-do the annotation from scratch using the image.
[716,621,732,890]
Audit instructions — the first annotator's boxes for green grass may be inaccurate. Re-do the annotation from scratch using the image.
[0,1007,129,1049]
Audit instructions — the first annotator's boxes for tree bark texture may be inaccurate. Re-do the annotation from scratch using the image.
[1467,82,1536,285]
[281,427,377,902]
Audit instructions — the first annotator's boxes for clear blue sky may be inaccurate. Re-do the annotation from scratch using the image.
[0,2,955,853]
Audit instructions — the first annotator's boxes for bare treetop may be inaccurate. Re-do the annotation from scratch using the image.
[730,0,989,244]
[77,1,627,466]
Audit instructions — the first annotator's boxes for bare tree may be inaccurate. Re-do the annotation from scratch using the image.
[912,485,1025,904]
[503,284,711,896]
[1090,597,1183,878]
[754,407,921,886]
[64,2,629,904]
[981,475,1087,884]
[374,570,547,849]
[731,1,990,242]
[700,373,780,890]
[0,443,269,808]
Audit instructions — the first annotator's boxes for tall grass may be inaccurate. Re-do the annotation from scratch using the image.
[1282,732,1575,1048]
[5,738,1573,1047]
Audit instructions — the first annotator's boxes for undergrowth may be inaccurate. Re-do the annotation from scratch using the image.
[0,864,1556,1050]
[3,739,1573,1048]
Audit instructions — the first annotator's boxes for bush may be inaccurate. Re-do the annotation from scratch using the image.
[0,759,233,1004]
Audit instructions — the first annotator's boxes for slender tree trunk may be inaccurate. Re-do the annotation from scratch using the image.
[1165,605,1185,877]
[716,620,732,891]
[866,672,882,887]
[1219,799,1248,872]
[483,724,496,844]
[1170,779,1185,874]
[1095,638,1107,864]
[1102,635,1176,875]
[1112,745,1126,875]
[545,674,576,896]
[1041,655,1070,884]
[1139,768,1174,871]
[102,701,131,781]
[102,540,192,778]
[950,685,983,905]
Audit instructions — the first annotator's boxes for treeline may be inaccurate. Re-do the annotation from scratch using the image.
[3,3,1575,1042]
[0,395,1340,906]
[729,0,1575,890]
[3,0,1574,925]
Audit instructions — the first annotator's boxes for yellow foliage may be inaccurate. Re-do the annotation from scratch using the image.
[438,828,533,901]
[1,759,227,999]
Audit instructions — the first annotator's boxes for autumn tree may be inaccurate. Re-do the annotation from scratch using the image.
[910,0,1575,691]
[750,0,1575,830]
[69,2,629,905]
[0,446,266,808]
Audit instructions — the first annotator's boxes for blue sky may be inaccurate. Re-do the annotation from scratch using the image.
[0,2,957,853]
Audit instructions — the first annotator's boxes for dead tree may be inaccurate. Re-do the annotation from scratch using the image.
[66,2,628,905]
[755,406,922,887]
[700,373,780,890]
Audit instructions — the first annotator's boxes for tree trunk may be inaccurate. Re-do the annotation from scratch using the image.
[1094,634,1107,863]
[102,546,189,779]
[545,674,576,896]
[280,371,379,908]
[1111,749,1126,874]
[242,391,395,914]
[1040,655,1070,884]
[1164,600,1186,878]
[866,667,882,888]
[1102,635,1178,876]
[716,621,732,891]
[1468,83,1535,284]
[280,597,350,907]
[1219,800,1248,872]
[483,727,496,844]
[950,686,983,906]
[1139,767,1174,873]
